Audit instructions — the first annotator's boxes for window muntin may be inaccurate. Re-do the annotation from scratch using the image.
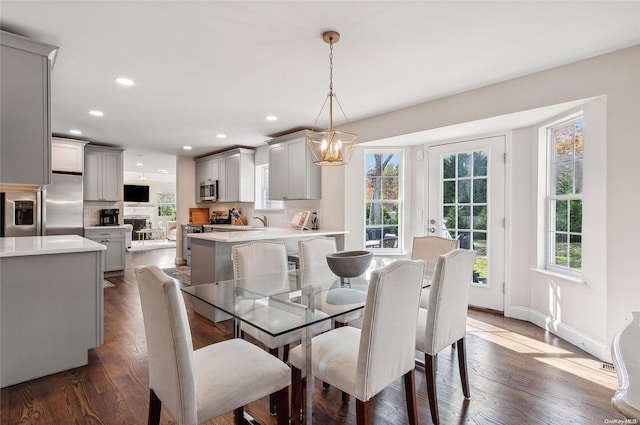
[255,164,283,211]
[547,118,583,272]
[364,151,402,251]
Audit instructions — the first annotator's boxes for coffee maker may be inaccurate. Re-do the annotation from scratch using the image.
[99,208,119,226]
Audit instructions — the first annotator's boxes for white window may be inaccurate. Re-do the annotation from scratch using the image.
[255,164,283,211]
[157,190,176,220]
[546,117,583,273]
[364,150,403,251]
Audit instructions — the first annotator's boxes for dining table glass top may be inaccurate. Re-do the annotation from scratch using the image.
[181,257,430,337]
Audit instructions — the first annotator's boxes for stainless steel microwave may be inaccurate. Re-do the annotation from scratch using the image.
[199,179,218,201]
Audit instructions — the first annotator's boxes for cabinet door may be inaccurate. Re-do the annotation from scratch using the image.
[269,143,288,200]
[84,149,102,200]
[52,140,84,173]
[103,238,125,271]
[287,139,308,199]
[224,153,240,202]
[101,150,120,201]
[0,45,50,185]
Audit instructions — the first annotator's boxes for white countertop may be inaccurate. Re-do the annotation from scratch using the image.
[84,225,128,230]
[189,228,347,243]
[203,224,264,231]
[0,235,106,258]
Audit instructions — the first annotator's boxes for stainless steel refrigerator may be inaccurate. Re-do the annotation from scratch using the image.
[42,172,84,236]
[1,172,84,237]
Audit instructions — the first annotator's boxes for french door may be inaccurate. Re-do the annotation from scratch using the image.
[427,136,506,311]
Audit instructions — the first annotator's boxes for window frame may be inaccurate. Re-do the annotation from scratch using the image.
[157,190,176,221]
[363,149,403,253]
[545,115,584,276]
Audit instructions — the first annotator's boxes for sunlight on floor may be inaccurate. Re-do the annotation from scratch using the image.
[466,316,618,390]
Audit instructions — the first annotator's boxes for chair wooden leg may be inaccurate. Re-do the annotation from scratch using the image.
[335,320,346,328]
[148,389,161,425]
[426,353,440,425]
[291,366,303,425]
[275,386,289,425]
[233,406,244,425]
[269,348,279,415]
[342,391,350,403]
[403,370,418,425]
[355,399,370,425]
[323,381,330,389]
[457,337,470,398]
[283,344,290,364]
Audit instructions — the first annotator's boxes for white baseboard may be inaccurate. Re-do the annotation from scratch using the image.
[506,305,611,363]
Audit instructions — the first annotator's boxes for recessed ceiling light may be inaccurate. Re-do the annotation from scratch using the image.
[115,77,134,86]
[158,169,168,174]
[69,129,82,135]
[136,162,144,166]
[216,134,226,139]
[183,146,192,150]
[89,110,104,117]
[266,115,278,121]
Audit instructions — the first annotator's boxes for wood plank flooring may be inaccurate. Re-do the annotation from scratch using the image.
[1,248,625,424]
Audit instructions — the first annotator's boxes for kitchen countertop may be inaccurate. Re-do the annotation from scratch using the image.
[0,235,106,258]
[84,225,129,230]
[189,227,347,243]
[203,224,263,231]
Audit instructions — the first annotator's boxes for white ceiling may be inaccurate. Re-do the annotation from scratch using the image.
[2,1,639,174]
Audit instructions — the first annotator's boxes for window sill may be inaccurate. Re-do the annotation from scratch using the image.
[530,268,585,284]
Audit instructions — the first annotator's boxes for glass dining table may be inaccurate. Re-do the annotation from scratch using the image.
[181,257,429,425]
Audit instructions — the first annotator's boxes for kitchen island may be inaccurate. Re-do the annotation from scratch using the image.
[188,228,347,322]
[0,235,106,387]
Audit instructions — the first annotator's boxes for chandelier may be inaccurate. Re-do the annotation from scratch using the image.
[306,31,357,166]
[139,172,148,183]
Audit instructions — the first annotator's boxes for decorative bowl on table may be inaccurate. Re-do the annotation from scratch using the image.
[326,250,373,278]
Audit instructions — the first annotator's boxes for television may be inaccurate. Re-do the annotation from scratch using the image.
[123,184,150,203]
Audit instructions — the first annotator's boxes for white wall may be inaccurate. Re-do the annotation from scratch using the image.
[331,45,640,361]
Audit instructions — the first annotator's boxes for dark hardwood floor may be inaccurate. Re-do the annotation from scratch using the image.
[1,248,624,424]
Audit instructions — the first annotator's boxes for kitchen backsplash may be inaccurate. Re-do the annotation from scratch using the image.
[84,201,122,227]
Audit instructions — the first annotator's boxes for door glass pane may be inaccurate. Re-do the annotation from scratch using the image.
[473,151,488,176]
[473,178,487,203]
[457,206,470,229]
[457,179,471,203]
[458,153,471,177]
[443,181,456,204]
[365,177,379,200]
[443,154,456,179]
[473,205,487,230]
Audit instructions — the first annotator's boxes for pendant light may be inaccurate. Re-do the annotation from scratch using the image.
[139,172,148,183]
[306,30,357,166]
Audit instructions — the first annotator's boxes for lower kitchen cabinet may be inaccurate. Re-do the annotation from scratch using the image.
[84,227,125,272]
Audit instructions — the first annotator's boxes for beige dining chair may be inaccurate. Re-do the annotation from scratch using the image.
[415,248,476,425]
[412,235,459,308]
[289,259,426,425]
[232,240,331,414]
[298,236,363,327]
[135,265,290,425]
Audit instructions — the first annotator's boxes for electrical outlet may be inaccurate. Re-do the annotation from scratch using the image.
[416,150,424,160]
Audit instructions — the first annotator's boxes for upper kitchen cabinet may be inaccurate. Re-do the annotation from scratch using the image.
[195,148,255,203]
[219,148,255,203]
[0,31,58,186]
[84,145,123,201]
[51,138,88,173]
[267,130,320,200]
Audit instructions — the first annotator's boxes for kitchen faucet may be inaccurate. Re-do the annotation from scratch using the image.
[252,214,268,227]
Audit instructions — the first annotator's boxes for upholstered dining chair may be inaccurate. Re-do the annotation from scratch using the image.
[289,259,426,425]
[298,236,363,327]
[412,235,459,309]
[135,265,290,425]
[232,240,331,414]
[415,248,476,425]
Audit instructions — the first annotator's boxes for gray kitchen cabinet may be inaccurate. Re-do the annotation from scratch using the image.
[84,145,123,201]
[267,129,321,200]
[195,148,254,203]
[220,148,255,202]
[0,31,58,186]
[51,138,87,173]
[84,228,126,271]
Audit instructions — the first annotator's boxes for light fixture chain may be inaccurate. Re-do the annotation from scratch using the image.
[328,38,334,94]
